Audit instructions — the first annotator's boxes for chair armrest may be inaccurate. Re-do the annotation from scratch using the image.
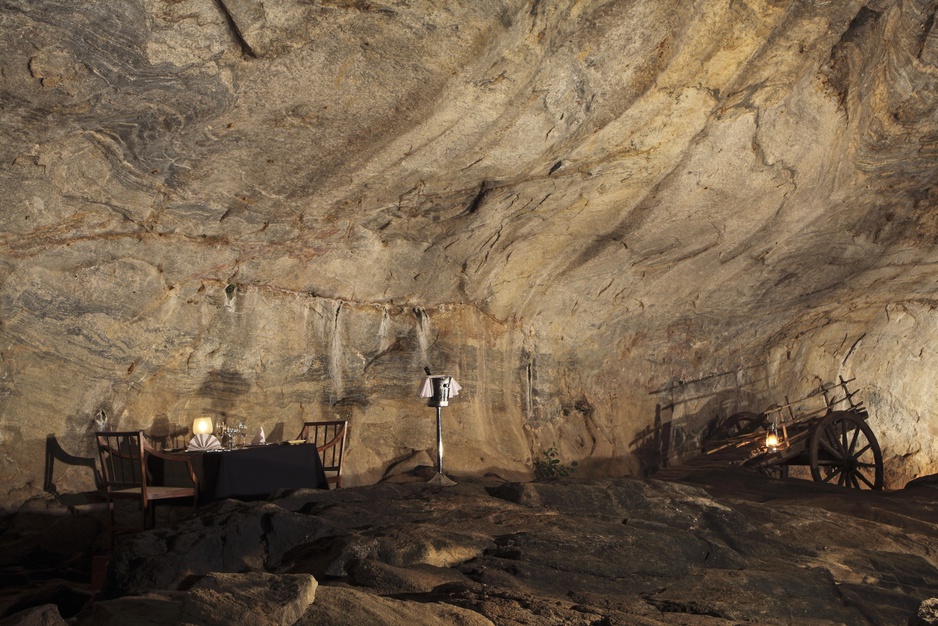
[145,447,183,462]
[143,444,199,491]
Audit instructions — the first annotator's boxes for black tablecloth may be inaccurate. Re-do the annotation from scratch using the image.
[156,444,328,501]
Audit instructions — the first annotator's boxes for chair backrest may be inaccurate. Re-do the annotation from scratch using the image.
[95,431,148,497]
[297,420,348,488]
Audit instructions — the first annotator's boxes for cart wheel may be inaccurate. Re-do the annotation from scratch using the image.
[717,412,768,438]
[809,411,883,490]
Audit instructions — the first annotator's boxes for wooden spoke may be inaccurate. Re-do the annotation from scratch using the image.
[851,443,872,459]
[822,426,846,456]
[848,427,861,456]
[855,472,875,490]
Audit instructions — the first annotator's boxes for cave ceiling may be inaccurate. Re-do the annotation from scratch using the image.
[5,0,937,337]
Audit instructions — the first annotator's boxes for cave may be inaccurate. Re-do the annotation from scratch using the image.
[2,0,938,624]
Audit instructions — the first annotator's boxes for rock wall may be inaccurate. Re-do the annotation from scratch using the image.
[2,0,938,505]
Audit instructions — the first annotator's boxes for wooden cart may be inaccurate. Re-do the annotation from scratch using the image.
[702,377,884,490]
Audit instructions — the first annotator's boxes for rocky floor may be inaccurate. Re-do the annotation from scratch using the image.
[2,471,938,625]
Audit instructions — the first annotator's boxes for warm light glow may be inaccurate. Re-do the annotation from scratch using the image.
[765,432,779,448]
[192,417,214,435]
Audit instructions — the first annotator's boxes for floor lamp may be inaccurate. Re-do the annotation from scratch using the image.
[419,370,461,486]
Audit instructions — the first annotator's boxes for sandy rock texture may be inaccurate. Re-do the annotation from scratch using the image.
[2,0,938,505]
[1,475,935,625]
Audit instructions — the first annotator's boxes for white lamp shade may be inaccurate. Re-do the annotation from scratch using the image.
[192,417,214,435]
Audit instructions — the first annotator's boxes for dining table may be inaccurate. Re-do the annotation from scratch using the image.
[153,443,329,502]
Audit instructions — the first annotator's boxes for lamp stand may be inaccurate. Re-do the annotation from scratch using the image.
[429,405,456,486]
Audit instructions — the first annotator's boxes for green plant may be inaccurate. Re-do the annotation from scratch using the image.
[533,446,578,479]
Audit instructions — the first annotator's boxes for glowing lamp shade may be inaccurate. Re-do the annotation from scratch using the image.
[192,417,214,436]
[765,424,779,450]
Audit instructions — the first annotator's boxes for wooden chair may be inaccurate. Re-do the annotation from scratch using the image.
[297,420,348,488]
[95,431,198,546]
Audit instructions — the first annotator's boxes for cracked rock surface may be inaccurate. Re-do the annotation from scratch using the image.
[38,474,930,625]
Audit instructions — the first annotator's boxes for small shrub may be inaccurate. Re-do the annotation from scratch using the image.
[533,447,578,479]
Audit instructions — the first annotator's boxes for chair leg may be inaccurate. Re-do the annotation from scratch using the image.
[107,500,116,550]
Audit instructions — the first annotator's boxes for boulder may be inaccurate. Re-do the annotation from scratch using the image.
[0,604,67,626]
[910,598,938,626]
[181,572,317,626]
[296,585,493,626]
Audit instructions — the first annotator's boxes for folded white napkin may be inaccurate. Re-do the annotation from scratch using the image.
[188,433,222,451]
[251,427,266,446]
[418,375,462,398]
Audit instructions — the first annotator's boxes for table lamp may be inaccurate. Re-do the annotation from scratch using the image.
[192,417,214,436]
[189,417,222,451]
